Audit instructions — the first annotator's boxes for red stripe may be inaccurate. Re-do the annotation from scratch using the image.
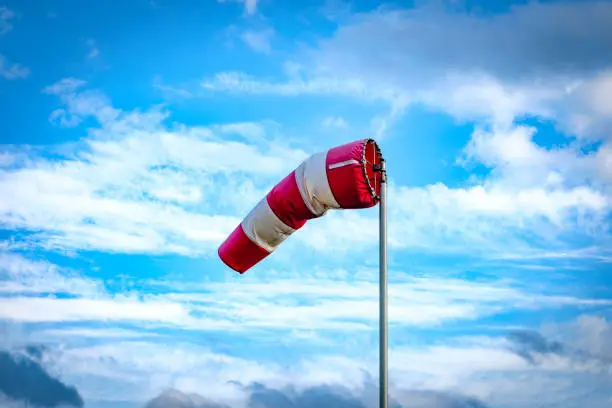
[326,139,378,209]
[218,224,270,273]
[266,170,315,229]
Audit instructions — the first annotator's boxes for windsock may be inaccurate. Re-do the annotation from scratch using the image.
[218,138,384,273]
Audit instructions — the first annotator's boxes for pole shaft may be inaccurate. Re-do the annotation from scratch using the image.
[379,159,388,408]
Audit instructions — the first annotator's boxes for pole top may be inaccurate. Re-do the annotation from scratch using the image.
[373,160,387,182]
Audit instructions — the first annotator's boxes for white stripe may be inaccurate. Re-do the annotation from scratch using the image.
[294,151,341,217]
[328,159,360,170]
[241,198,295,252]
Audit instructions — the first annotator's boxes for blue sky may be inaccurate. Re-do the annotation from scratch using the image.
[1,0,612,407]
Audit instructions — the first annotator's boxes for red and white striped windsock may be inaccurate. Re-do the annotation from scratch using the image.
[218,138,384,273]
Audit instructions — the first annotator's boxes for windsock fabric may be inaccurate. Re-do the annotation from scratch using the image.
[218,138,383,273]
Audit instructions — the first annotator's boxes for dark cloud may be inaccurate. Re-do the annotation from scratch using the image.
[24,344,49,361]
[506,330,566,363]
[247,382,368,408]
[508,318,612,371]
[546,315,612,362]
[144,381,490,408]
[313,1,612,84]
[144,389,230,408]
[247,382,296,408]
[392,389,490,408]
[0,349,83,407]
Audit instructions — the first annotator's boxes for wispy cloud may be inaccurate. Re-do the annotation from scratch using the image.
[244,0,258,15]
[2,250,609,406]
[0,79,315,256]
[0,252,102,296]
[0,7,15,35]
[37,327,162,339]
[153,76,195,98]
[2,2,612,407]
[0,54,29,80]
[240,29,274,54]
[85,38,100,59]
[306,1,612,144]
[196,23,612,255]
[1,252,608,335]
[9,314,611,407]
[321,116,348,129]
[197,2,612,192]
[541,314,612,362]
[218,0,259,16]
[0,8,28,82]
[200,71,409,110]
[0,78,607,260]
[196,3,612,145]
[198,70,409,138]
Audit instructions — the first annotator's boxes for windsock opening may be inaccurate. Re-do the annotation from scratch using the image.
[218,138,385,274]
[325,138,383,209]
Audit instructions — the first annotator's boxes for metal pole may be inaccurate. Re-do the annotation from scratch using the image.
[379,159,388,408]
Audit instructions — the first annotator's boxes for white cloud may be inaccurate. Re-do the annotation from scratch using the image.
[171,273,609,331]
[2,252,607,334]
[321,115,348,129]
[43,78,119,126]
[244,0,258,14]
[200,71,409,110]
[388,344,611,408]
[19,315,612,408]
[291,174,610,257]
[240,29,274,54]
[555,71,612,140]
[43,77,87,95]
[390,343,527,390]
[195,3,612,185]
[85,38,100,59]
[320,0,353,22]
[414,71,612,142]
[0,9,28,81]
[385,182,609,255]
[302,1,612,143]
[0,54,29,80]
[153,76,195,98]
[0,252,103,296]
[0,79,317,255]
[2,250,609,407]
[260,2,612,253]
[37,327,162,339]
[218,0,259,16]
[0,296,194,325]
[0,7,14,35]
[3,76,610,259]
[199,70,409,138]
[198,1,612,137]
[51,341,267,406]
[542,314,612,361]
[203,3,612,150]
[215,121,267,140]
[2,3,612,407]
[417,73,562,128]
[460,124,612,192]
